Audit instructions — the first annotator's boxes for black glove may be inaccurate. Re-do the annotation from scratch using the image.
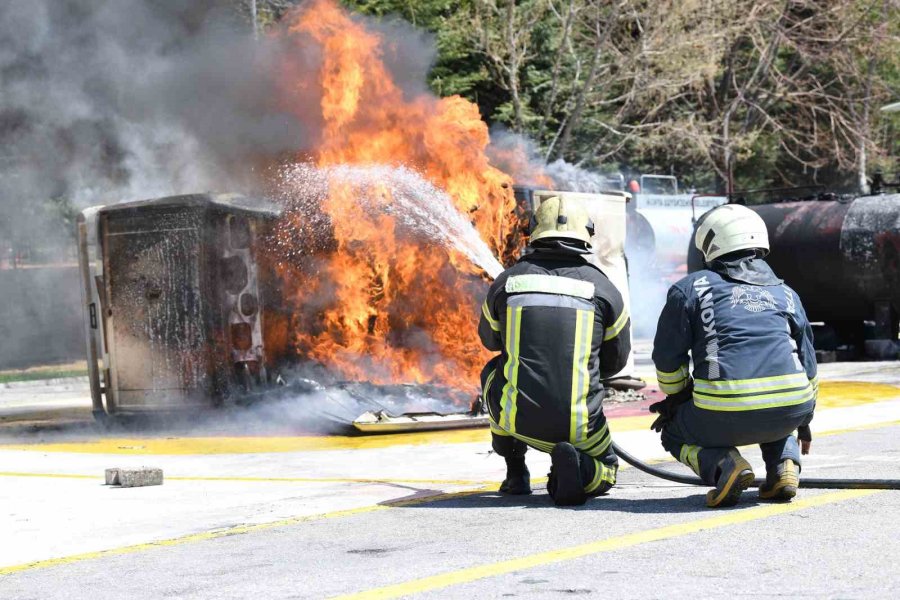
[648,384,693,433]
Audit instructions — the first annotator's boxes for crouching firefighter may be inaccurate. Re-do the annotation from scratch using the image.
[478,195,631,506]
[651,204,816,508]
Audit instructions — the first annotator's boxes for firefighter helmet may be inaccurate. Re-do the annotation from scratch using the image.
[695,204,769,262]
[530,195,595,247]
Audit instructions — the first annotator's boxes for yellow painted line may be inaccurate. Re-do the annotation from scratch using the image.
[0,380,895,455]
[0,471,494,487]
[0,407,90,424]
[332,489,879,600]
[0,428,491,455]
[0,471,95,480]
[0,482,509,577]
[815,419,900,438]
[817,381,900,408]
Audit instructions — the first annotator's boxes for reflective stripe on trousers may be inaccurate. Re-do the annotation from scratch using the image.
[499,306,523,432]
[569,308,594,444]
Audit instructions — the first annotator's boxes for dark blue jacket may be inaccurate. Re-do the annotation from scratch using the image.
[652,262,817,413]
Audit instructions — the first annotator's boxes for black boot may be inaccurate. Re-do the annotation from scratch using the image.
[547,442,587,506]
[499,456,531,495]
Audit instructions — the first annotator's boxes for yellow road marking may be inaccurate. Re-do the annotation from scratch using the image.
[0,428,491,455]
[815,419,900,438]
[0,471,495,486]
[332,489,879,600]
[816,381,900,408]
[0,471,94,480]
[0,483,508,577]
[0,380,896,455]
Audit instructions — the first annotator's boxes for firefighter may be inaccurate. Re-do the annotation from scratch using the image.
[651,204,816,508]
[478,195,631,506]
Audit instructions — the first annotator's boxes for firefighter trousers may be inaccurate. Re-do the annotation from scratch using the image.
[661,399,815,485]
[481,358,618,496]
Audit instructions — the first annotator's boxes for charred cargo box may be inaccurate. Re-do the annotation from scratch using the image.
[77,194,280,418]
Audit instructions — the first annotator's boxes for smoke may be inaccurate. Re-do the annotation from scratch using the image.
[486,130,624,192]
[0,0,309,219]
[486,129,669,337]
[0,0,450,369]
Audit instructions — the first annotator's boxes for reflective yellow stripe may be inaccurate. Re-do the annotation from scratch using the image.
[659,380,688,395]
[488,417,510,437]
[482,370,495,405]
[679,444,701,475]
[575,422,610,456]
[602,307,630,341]
[694,372,810,392]
[505,274,594,298]
[584,460,616,494]
[481,300,500,332]
[657,364,689,394]
[693,385,814,411]
[569,309,593,443]
[500,306,523,433]
[501,430,555,453]
[656,365,689,383]
[584,465,603,494]
[570,311,583,442]
[578,310,593,443]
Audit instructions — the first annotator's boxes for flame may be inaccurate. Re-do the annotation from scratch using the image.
[267,0,524,389]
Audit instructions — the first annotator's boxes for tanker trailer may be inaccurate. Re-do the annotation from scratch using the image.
[688,192,900,359]
[624,175,727,336]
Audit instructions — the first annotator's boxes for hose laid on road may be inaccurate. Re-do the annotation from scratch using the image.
[611,441,900,490]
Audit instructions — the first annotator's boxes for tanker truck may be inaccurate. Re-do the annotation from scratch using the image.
[687,182,900,360]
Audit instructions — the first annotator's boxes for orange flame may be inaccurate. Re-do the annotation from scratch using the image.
[266,0,525,390]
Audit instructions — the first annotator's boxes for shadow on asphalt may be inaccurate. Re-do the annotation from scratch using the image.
[391,489,765,514]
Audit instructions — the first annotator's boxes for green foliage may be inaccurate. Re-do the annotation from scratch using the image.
[338,0,899,192]
[233,0,898,190]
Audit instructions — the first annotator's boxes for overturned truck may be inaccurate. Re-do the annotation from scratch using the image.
[77,194,278,420]
[77,189,634,430]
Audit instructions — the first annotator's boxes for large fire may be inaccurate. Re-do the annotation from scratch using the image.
[266,0,522,390]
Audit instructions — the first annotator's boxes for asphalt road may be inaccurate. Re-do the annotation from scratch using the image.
[2,425,898,600]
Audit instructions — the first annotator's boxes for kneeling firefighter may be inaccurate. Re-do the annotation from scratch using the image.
[478,195,631,506]
[651,204,816,508]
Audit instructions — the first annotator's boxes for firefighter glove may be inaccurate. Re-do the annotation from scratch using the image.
[648,384,693,433]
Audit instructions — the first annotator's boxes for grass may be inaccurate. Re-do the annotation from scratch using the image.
[0,361,88,384]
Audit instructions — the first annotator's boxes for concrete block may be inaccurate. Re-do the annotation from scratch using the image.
[105,467,163,487]
[105,468,120,485]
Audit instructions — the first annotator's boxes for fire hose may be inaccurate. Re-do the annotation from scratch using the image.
[610,441,900,490]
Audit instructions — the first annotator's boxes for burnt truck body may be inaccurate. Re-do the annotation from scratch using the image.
[688,192,900,357]
[77,194,279,418]
[77,188,635,428]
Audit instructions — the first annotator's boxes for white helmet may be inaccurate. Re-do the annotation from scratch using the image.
[694,204,769,262]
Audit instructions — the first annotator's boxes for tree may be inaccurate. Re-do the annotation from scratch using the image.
[236,0,900,191]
